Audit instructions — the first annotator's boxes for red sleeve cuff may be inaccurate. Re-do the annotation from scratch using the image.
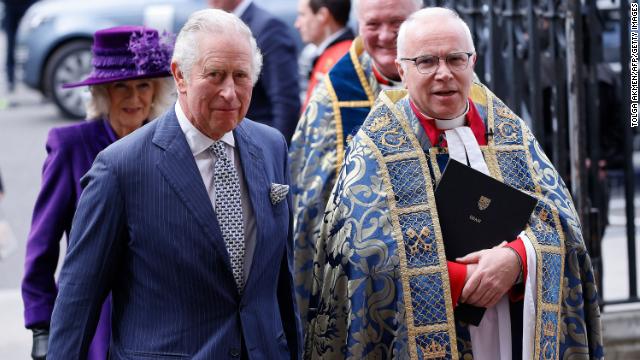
[447,261,467,307]
[506,237,527,301]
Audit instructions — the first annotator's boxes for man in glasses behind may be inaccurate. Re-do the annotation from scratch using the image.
[308,7,603,359]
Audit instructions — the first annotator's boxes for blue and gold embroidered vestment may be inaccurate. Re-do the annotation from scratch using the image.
[290,37,387,330]
[306,85,604,359]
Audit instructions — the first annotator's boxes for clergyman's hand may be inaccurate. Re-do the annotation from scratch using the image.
[31,327,49,360]
[457,247,520,308]
[465,263,477,283]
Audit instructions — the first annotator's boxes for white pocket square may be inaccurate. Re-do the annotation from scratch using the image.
[270,183,289,205]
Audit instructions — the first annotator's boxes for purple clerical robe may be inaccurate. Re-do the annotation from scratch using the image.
[22,119,118,359]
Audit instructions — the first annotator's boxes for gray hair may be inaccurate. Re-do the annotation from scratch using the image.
[85,77,176,120]
[353,0,422,19]
[172,9,263,85]
[396,7,475,61]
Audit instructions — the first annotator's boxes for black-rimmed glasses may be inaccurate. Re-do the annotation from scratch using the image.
[399,52,474,74]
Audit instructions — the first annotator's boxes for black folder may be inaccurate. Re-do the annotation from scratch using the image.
[434,159,537,325]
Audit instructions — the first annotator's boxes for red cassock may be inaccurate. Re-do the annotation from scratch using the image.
[302,39,353,110]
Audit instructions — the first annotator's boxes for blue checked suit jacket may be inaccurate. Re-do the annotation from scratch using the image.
[47,109,302,359]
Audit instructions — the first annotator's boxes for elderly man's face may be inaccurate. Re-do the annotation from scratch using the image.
[398,19,476,120]
[358,0,418,79]
[173,33,253,140]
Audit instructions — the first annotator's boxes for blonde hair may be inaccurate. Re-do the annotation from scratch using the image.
[85,77,176,120]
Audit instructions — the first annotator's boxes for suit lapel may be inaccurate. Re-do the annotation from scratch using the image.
[234,121,269,291]
[153,111,233,272]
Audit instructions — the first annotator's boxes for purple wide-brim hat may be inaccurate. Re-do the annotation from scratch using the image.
[63,25,174,88]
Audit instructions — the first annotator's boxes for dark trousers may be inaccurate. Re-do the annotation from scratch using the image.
[510,299,524,358]
[2,1,33,90]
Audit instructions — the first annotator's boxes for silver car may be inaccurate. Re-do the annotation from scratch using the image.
[16,0,299,118]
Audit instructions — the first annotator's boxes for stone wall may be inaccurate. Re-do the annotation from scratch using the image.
[603,310,640,359]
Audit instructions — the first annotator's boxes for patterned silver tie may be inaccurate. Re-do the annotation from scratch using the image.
[211,141,245,292]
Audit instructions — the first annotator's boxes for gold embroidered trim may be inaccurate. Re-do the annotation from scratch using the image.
[325,75,344,180]
[404,267,451,276]
[367,113,392,133]
[471,83,565,359]
[361,133,424,359]
[428,146,505,184]
[361,84,567,359]
[423,83,566,358]
[332,37,375,180]
[540,303,562,312]
[480,86,541,360]
[419,340,448,359]
[349,37,375,104]
[492,144,528,151]
[428,148,443,181]
[470,82,488,107]
[539,244,564,254]
[337,100,371,107]
[395,204,433,216]
[383,151,422,163]
[521,124,565,360]
[380,92,459,360]
[413,324,453,333]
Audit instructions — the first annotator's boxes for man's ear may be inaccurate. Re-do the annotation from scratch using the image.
[171,62,187,94]
[317,7,332,25]
[395,59,406,84]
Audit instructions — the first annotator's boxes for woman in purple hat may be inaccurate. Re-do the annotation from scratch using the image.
[21,25,175,360]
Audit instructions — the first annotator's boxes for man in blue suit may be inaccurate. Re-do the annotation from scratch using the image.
[47,9,301,359]
[208,0,301,143]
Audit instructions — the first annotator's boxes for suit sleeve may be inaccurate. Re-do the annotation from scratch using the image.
[257,19,300,143]
[47,153,126,359]
[21,129,76,328]
[277,135,303,359]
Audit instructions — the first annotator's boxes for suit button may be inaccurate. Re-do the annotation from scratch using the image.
[230,348,240,358]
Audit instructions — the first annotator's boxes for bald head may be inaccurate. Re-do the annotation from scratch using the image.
[394,7,477,120]
[397,7,475,59]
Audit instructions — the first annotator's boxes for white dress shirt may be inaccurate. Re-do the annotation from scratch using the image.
[314,27,350,57]
[175,102,257,283]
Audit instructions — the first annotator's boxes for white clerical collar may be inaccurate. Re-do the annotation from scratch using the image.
[434,101,470,129]
[315,27,349,55]
[175,102,235,157]
[232,0,252,17]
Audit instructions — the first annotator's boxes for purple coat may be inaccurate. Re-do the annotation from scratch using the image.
[22,119,117,360]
